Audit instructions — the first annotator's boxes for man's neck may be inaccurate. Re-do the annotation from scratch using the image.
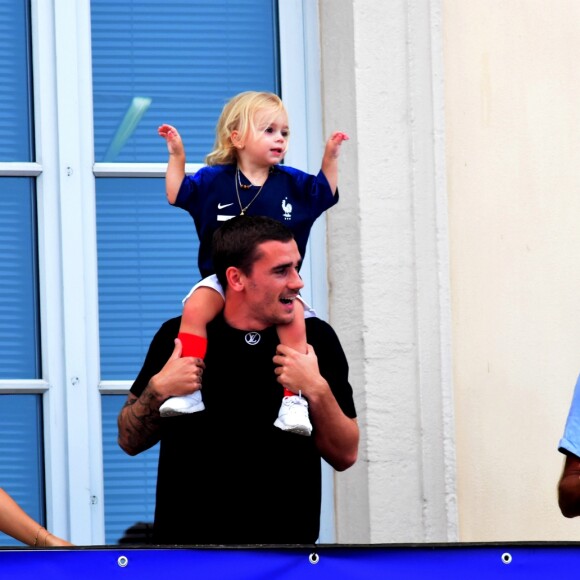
[222,302,270,332]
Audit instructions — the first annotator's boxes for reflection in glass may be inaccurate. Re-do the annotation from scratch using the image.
[0,395,44,547]
[91,0,279,163]
[103,97,152,162]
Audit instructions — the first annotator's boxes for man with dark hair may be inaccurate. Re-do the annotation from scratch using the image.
[118,215,358,544]
[212,215,295,290]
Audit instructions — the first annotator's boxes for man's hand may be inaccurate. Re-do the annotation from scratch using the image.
[118,338,205,456]
[558,453,580,517]
[273,343,359,471]
[273,343,325,399]
[150,338,205,403]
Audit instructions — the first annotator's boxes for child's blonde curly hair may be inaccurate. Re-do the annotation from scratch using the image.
[205,91,288,166]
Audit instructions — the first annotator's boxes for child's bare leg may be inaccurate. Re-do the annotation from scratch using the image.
[159,287,224,417]
[273,300,312,436]
[179,286,224,345]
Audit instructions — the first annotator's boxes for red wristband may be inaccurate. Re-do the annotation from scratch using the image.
[178,332,208,359]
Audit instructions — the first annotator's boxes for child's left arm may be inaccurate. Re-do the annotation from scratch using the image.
[321,131,349,195]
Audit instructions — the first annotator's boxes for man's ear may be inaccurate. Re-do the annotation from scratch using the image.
[225,266,245,292]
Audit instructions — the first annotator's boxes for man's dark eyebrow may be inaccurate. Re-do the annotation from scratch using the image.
[271,261,293,271]
[271,259,300,272]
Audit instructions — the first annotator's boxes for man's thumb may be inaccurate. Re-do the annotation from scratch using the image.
[171,338,183,359]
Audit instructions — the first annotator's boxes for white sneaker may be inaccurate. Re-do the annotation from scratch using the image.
[160,391,205,417]
[273,394,312,436]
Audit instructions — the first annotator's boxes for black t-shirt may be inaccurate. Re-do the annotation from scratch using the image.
[130,314,356,545]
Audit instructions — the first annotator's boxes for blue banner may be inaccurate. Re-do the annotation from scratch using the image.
[0,544,578,579]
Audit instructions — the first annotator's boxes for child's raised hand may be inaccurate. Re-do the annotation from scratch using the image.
[158,124,184,156]
[325,131,349,159]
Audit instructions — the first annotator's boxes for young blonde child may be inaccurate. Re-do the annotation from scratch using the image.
[158,91,348,435]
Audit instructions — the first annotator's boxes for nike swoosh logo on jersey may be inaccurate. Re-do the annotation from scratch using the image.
[218,202,234,209]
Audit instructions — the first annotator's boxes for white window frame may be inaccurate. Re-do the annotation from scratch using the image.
[0,0,332,545]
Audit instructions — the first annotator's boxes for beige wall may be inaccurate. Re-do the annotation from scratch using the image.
[320,0,456,543]
[444,0,580,540]
[321,0,580,542]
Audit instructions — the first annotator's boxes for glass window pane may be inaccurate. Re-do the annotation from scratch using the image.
[102,395,158,545]
[0,178,40,379]
[96,178,198,380]
[0,395,44,547]
[0,0,33,161]
[91,0,279,163]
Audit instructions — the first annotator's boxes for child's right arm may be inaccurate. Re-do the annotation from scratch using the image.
[158,123,186,205]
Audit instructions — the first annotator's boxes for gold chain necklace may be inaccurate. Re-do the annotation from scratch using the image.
[237,167,252,190]
[235,166,267,215]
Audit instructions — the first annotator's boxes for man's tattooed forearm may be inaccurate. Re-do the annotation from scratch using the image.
[118,388,161,453]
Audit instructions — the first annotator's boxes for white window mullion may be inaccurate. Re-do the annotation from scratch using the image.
[76,0,107,546]
[0,163,42,176]
[92,162,203,178]
[52,0,103,545]
[30,0,69,543]
[0,380,50,394]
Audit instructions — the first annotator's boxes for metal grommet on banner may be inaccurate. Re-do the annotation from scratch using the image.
[309,552,319,565]
[117,555,129,568]
[501,552,512,565]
